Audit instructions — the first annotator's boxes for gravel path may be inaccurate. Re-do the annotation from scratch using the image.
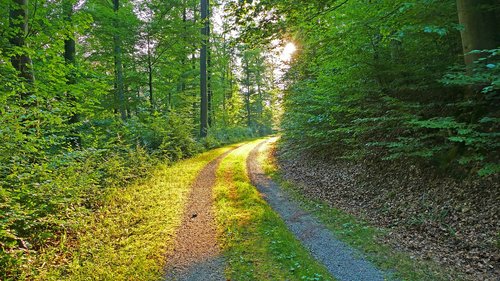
[247,139,391,281]
[164,150,234,281]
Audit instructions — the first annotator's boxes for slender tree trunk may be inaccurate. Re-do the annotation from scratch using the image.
[207,0,212,127]
[192,52,197,121]
[245,59,251,128]
[113,0,127,121]
[207,48,213,127]
[147,32,154,114]
[148,59,153,112]
[257,68,263,119]
[63,2,76,70]
[456,0,499,70]
[63,0,81,146]
[168,90,172,110]
[222,54,227,112]
[136,87,140,115]
[179,3,187,95]
[191,2,198,123]
[228,57,234,112]
[63,0,76,95]
[257,87,262,133]
[9,0,34,95]
[200,0,209,137]
[221,35,228,114]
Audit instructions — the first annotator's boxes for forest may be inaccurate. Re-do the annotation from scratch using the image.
[1,0,499,280]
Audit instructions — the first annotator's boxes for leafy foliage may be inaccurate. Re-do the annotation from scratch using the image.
[0,0,274,278]
[230,0,499,175]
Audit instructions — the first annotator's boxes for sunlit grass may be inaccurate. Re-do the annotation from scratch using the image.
[28,145,237,281]
[260,139,463,281]
[214,139,334,281]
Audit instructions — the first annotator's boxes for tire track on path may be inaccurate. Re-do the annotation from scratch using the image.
[165,148,237,281]
[247,139,391,281]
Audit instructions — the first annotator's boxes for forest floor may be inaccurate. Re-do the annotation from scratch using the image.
[29,137,491,280]
[275,141,500,281]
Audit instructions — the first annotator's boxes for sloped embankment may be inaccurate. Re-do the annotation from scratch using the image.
[247,140,389,281]
[276,148,500,281]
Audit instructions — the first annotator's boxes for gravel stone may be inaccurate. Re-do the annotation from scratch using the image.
[247,140,392,281]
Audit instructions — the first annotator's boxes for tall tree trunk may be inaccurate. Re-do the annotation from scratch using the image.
[221,34,228,115]
[113,0,127,121]
[146,32,154,114]
[207,0,212,127]
[199,0,209,137]
[245,59,251,128]
[222,50,227,112]
[63,1,76,70]
[148,58,153,112]
[208,46,213,127]
[63,0,80,146]
[192,51,197,122]
[457,0,500,70]
[63,0,76,100]
[168,90,172,110]
[228,56,234,112]
[179,3,187,96]
[256,68,263,119]
[9,0,34,95]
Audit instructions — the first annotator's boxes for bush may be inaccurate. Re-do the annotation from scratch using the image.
[0,144,156,279]
[203,126,257,149]
[0,108,256,279]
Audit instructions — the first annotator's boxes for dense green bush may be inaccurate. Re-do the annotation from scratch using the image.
[277,0,499,176]
[0,116,256,279]
[123,114,203,160]
[0,100,259,278]
[203,125,257,149]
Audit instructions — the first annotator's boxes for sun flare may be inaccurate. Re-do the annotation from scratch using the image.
[280,42,297,62]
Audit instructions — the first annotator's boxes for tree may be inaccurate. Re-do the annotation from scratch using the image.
[113,0,127,120]
[200,0,209,137]
[9,0,34,94]
[456,0,500,69]
[239,47,270,132]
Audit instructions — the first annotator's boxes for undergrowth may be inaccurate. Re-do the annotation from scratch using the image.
[0,118,257,280]
[22,145,237,280]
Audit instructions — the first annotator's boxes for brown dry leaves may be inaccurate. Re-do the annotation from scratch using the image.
[276,148,500,281]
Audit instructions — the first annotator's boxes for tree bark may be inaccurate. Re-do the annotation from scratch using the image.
[9,0,34,94]
[245,58,251,128]
[208,45,213,127]
[64,0,76,99]
[256,68,263,120]
[207,0,212,127]
[63,0,80,146]
[457,0,500,69]
[200,0,209,137]
[146,32,154,114]
[113,0,127,121]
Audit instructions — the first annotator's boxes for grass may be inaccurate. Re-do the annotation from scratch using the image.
[25,145,237,281]
[213,140,334,281]
[260,139,463,281]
